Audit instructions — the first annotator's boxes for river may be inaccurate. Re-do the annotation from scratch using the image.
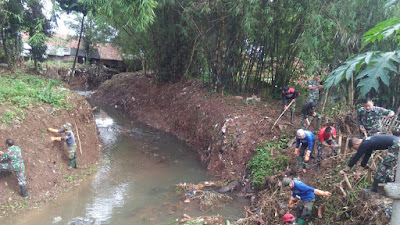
[3,91,247,225]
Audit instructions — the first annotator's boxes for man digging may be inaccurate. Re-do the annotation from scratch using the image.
[48,122,78,170]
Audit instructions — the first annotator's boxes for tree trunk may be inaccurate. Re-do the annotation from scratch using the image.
[1,28,10,69]
[72,14,86,76]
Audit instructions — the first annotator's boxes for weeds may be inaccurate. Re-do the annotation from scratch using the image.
[0,73,71,124]
[247,140,289,189]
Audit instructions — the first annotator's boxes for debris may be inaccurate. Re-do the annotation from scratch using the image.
[52,216,62,224]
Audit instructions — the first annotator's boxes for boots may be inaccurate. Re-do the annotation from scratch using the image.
[20,185,28,197]
[290,111,294,124]
[371,178,380,193]
[296,218,306,225]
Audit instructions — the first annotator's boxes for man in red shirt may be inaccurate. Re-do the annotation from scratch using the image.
[316,126,338,170]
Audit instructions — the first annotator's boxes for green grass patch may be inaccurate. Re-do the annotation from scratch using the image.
[0,73,71,110]
[247,140,289,189]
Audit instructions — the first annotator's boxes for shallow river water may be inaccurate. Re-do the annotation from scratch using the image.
[2,91,247,225]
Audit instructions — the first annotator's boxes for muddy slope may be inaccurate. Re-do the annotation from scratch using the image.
[91,73,298,178]
[0,93,101,215]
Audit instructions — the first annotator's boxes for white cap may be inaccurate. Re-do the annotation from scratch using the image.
[296,129,305,137]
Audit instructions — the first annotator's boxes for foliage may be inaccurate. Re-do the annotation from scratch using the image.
[247,140,289,189]
[0,73,71,110]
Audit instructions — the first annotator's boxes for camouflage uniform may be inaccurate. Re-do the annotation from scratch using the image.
[59,130,78,169]
[317,138,338,164]
[375,139,400,183]
[0,145,26,186]
[306,79,321,103]
[357,106,394,136]
[297,199,314,221]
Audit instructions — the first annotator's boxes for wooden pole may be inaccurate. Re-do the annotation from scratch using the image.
[74,123,83,156]
[271,100,294,131]
[337,132,342,156]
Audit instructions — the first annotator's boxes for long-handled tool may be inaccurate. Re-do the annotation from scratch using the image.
[271,99,295,131]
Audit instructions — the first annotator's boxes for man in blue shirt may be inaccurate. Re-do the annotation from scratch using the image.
[283,177,331,225]
[295,129,315,173]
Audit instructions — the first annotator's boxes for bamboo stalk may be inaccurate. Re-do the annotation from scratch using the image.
[74,123,83,156]
[344,136,349,156]
[344,174,352,189]
[337,132,342,156]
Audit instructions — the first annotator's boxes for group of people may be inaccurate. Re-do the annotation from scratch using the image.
[280,74,399,225]
[0,122,78,197]
[281,72,323,127]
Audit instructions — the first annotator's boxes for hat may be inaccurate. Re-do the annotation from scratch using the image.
[283,213,295,222]
[63,122,72,130]
[282,177,292,187]
[296,129,305,137]
[283,86,289,93]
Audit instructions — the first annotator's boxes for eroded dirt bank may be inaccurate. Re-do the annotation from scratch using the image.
[0,92,101,215]
[91,72,294,179]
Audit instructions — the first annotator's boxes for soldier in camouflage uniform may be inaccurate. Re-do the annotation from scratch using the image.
[0,139,28,197]
[357,97,394,137]
[306,73,324,104]
[282,177,331,225]
[340,135,400,192]
[48,122,78,170]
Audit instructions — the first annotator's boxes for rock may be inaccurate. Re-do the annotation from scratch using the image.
[218,180,240,193]
[68,217,95,225]
[52,216,62,223]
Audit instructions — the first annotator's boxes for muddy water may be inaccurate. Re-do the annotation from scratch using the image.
[4,91,247,225]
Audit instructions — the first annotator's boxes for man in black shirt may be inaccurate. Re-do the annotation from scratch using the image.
[301,101,317,128]
[339,135,400,192]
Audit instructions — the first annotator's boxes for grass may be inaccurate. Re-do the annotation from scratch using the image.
[247,139,290,189]
[0,73,71,124]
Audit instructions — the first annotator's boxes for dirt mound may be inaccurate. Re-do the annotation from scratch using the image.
[0,92,101,215]
[91,73,301,179]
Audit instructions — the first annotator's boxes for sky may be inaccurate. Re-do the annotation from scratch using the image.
[42,0,77,35]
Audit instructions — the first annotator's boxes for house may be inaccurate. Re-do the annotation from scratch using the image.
[22,33,124,68]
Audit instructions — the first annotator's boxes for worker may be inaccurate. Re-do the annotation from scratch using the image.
[306,73,324,104]
[0,139,28,197]
[282,177,331,225]
[282,213,296,224]
[339,135,400,192]
[301,101,317,128]
[357,97,394,137]
[48,122,78,170]
[281,86,300,124]
[316,126,338,170]
[295,129,315,173]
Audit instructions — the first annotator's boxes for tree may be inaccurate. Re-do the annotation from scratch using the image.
[24,0,51,73]
[0,0,25,69]
[325,4,400,108]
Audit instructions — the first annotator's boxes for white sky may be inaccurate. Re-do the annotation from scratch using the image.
[42,0,78,35]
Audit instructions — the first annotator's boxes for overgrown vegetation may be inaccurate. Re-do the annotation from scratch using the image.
[0,73,71,123]
[247,139,289,189]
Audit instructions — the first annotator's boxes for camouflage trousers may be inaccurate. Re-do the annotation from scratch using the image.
[68,145,78,169]
[297,144,311,170]
[375,140,400,183]
[281,102,296,114]
[296,199,315,220]
[317,139,338,164]
[301,114,314,128]
[0,164,27,186]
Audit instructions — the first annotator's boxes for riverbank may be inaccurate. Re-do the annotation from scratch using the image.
[0,71,101,216]
[91,72,299,179]
[91,72,392,224]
